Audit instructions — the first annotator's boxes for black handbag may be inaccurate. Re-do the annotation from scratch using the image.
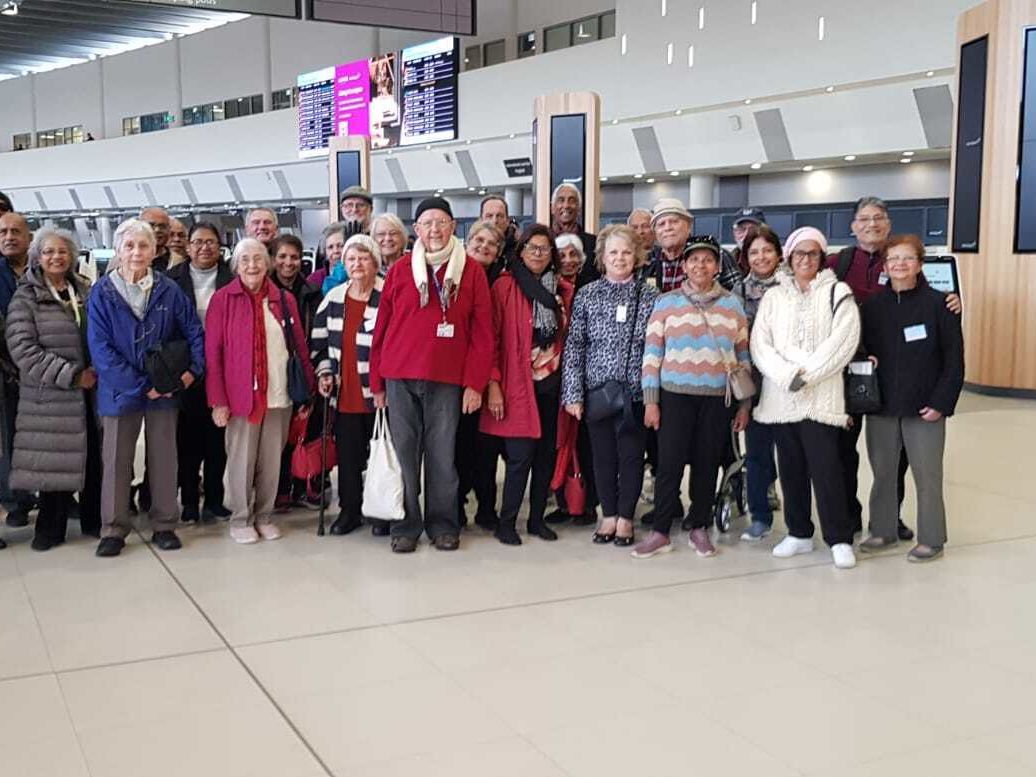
[277,288,311,405]
[845,367,882,414]
[144,339,191,395]
[584,281,642,424]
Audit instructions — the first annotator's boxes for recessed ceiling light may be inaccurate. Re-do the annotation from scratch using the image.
[926,70,935,77]
[802,165,815,172]
[633,173,644,179]
[900,158,912,164]
[661,0,667,16]
[750,162,762,170]
[902,150,915,157]
[646,178,656,183]
[611,119,619,125]
[467,186,475,191]
[666,42,674,65]
[669,170,680,176]
[465,139,471,144]
[751,1,757,24]
[825,86,835,93]
[600,176,609,182]
[675,108,683,116]
[621,34,628,55]
[508,133,515,138]
[818,16,825,41]
[687,45,695,68]
[698,6,705,30]
[478,189,486,195]
[744,98,752,105]
[843,154,856,161]
[425,144,432,150]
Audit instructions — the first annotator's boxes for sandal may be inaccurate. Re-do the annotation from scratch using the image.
[592,517,617,544]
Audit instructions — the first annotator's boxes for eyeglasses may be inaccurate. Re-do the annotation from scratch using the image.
[190,239,219,248]
[523,245,552,256]
[853,215,888,224]
[417,218,452,230]
[790,249,823,261]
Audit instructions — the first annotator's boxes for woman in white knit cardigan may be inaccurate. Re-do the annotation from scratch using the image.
[750,226,861,569]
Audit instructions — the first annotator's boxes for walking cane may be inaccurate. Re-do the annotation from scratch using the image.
[317,392,331,536]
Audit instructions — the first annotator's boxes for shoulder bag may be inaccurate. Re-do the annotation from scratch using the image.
[695,300,756,407]
[828,284,882,414]
[277,287,311,405]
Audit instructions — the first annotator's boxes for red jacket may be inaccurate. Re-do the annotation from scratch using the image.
[205,277,315,417]
[369,255,493,394]
[479,273,574,439]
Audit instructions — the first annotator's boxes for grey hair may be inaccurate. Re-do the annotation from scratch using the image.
[28,227,79,269]
[853,196,888,217]
[230,237,272,273]
[245,207,278,226]
[554,232,586,261]
[370,212,406,240]
[551,182,583,208]
[113,218,156,255]
[344,233,383,270]
[626,208,651,224]
[322,221,347,246]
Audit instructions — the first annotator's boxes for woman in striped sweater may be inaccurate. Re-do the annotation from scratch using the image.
[312,235,386,537]
[633,235,751,559]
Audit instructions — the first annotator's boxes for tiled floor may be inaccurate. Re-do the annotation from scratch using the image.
[1,391,1034,777]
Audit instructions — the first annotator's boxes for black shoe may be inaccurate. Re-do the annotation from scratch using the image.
[528,521,558,541]
[592,530,615,544]
[330,512,362,536]
[474,511,499,531]
[96,537,125,557]
[897,520,915,541]
[432,533,460,551]
[544,508,570,525]
[151,530,182,551]
[31,534,63,551]
[181,506,200,524]
[614,533,635,547]
[391,535,418,553]
[640,508,655,526]
[0,537,6,549]
[371,522,390,537]
[572,510,597,527]
[494,523,522,545]
[5,509,29,528]
[203,504,232,522]
[80,524,101,539]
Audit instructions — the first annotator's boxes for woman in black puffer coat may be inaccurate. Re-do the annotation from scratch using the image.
[6,227,100,550]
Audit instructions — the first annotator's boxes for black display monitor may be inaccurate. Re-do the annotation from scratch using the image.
[115,0,301,17]
[951,36,988,253]
[1016,28,1036,252]
[335,150,362,206]
[308,0,474,35]
[550,114,588,226]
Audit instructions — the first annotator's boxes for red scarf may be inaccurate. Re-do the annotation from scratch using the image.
[248,282,269,425]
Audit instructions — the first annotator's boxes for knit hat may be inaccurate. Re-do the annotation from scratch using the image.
[414,196,454,223]
[340,185,373,206]
[783,226,829,260]
[650,197,693,227]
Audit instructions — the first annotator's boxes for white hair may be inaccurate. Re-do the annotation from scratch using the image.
[554,232,586,260]
[344,233,383,270]
[28,227,79,269]
[108,218,156,272]
[551,183,583,209]
[370,212,406,239]
[230,237,272,273]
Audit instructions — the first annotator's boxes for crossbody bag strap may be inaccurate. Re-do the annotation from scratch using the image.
[622,281,643,377]
[277,287,298,357]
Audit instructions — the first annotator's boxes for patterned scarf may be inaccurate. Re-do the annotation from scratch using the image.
[248,282,269,425]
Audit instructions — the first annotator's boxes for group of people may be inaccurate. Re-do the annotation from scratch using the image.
[0,186,964,568]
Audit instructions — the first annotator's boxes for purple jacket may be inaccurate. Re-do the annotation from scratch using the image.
[204,277,315,417]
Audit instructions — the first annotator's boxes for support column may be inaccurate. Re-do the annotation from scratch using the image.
[172,37,184,126]
[504,186,523,218]
[533,92,602,232]
[372,196,388,215]
[261,18,273,114]
[688,174,717,210]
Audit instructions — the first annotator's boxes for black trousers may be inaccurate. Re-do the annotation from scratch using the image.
[841,414,909,532]
[35,395,101,542]
[176,382,226,510]
[652,392,730,535]
[775,421,853,547]
[499,388,559,527]
[456,410,500,520]
[586,403,646,519]
[335,410,384,527]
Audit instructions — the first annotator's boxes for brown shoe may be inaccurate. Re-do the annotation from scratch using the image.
[391,535,418,553]
[432,533,460,551]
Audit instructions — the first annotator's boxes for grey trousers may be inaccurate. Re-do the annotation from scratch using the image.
[101,408,179,539]
[225,407,292,529]
[385,379,462,540]
[866,414,947,547]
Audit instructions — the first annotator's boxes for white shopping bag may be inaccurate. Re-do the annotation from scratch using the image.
[362,408,406,521]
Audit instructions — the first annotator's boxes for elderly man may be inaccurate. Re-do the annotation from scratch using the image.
[0,211,35,527]
[627,208,654,251]
[140,207,172,273]
[167,218,188,266]
[0,192,12,215]
[480,194,517,262]
[730,207,766,275]
[550,183,598,287]
[245,207,280,249]
[339,186,374,233]
[643,198,742,292]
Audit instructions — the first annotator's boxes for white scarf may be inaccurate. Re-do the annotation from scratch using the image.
[411,235,467,308]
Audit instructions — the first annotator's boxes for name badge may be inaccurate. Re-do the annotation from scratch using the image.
[878,272,890,285]
[436,322,455,339]
[903,324,927,342]
[616,304,628,323]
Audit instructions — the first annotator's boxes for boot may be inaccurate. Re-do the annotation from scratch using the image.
[494,516,521,545]
[527,518,558,541]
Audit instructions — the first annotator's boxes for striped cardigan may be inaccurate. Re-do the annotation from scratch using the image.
[641,283,750,405]
[310,277,383,411]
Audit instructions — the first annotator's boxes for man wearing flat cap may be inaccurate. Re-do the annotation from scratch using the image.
[340,186,374,234]
[643,198,743,293]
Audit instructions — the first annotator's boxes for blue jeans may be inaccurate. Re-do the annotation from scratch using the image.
[745,419,778,526]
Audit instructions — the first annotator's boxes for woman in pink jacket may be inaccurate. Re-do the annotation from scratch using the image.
[205,238,315,544]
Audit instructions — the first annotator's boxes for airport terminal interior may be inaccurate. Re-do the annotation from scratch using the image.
[2,1,1036,776]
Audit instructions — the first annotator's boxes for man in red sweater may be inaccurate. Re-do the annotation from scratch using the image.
[369,197,493,553]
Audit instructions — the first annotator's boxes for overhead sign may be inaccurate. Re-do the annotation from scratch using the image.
[115,0,301,17]
[308,0,474,36]
[504,158,533,178]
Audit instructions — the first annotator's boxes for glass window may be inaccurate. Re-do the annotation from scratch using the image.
[483,39,506,66]
[122,117,140,136]
[139,112,171,134]
[571,16,600,46]
[251,94,263,114]
[517,31,536,58]
[271,87,295,111]
[599,11,616,39]
[544,22,571,52]
[12,132,30,150]
[464,44,481,70]
[225,98,240,119]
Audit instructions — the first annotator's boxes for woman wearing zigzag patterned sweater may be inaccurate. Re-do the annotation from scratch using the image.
[633,235,751,560]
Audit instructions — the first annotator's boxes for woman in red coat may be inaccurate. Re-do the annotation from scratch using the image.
[481,224,574,545]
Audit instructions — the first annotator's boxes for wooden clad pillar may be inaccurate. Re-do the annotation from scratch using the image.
[951,0,1036,393]
[327,135,371,217]
[532,92,601,233]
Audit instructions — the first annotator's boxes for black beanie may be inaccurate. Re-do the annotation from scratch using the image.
[414,196,453,222]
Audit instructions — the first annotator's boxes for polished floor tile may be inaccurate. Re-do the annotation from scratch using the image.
[0,674,91,777]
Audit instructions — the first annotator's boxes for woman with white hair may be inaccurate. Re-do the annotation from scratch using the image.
[750,226,860,569]
[6,227,99,550]
[87,218,205,558]
[371,213,409,273]
[205,238,315,544]
[312,234,388,536]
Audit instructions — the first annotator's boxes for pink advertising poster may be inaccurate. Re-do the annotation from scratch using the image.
[333,59,371,138]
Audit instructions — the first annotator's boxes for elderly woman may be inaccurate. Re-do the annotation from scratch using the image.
[307,222,348,293]
[371,213,408,273]
[6,228,99,550]
[481,224,573,545]
[167,222,233,524]
[751,227,860,569]
[633,235,751,559]
[313,235,387,536]
[738,224,788,542]
[860,235,964,562]
[87,219,205,558]
[206,238,315,544]
[561,224,658,546]
[467,220,506,285]
[369,197,493,553]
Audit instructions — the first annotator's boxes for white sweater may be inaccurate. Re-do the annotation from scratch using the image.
[750,269,860,428]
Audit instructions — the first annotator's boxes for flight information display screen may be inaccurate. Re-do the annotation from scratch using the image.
[297,66,336,158]
[116,0,300,17]
[399,36,459,146]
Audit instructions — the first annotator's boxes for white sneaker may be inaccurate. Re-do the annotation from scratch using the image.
[772,535,814,558]
[831,543,857,569]
[230,525,259,544]
[257,523,282,541]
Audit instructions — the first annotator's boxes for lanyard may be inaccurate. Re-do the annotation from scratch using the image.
[428,265,449,322]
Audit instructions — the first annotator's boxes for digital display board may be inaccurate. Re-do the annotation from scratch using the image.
[296,36,458,157]
[951,36,988,253]
[308,0,474,36]
[1016,28,1036,252]
[115,0,300,17]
